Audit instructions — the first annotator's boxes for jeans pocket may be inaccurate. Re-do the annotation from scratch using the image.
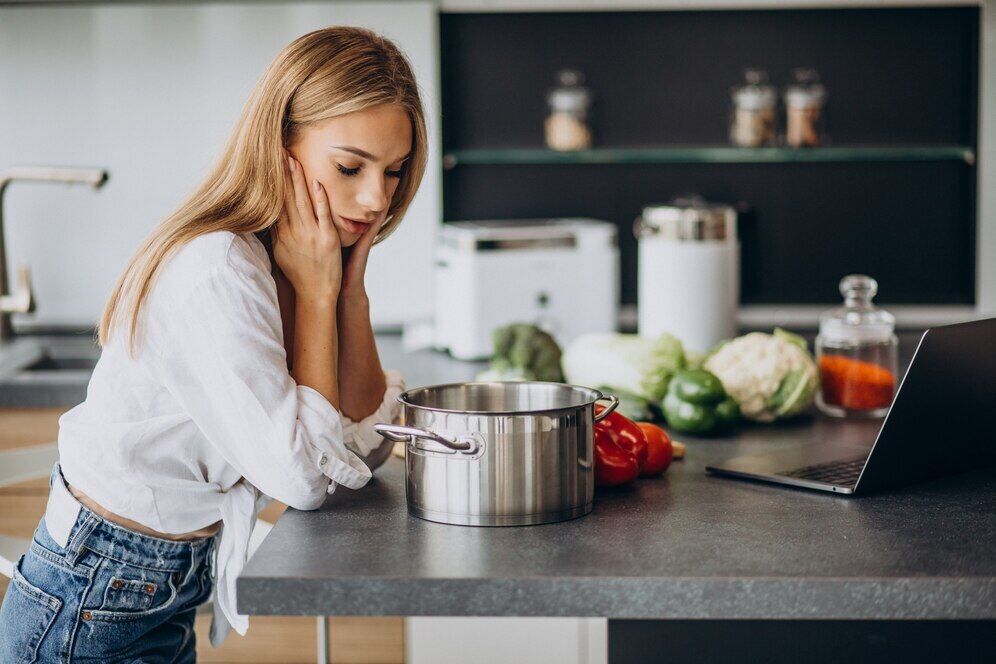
[86,564,178,622]
[0,557,63,664]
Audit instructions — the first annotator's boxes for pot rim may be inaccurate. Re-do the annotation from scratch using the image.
[397,380,608,416]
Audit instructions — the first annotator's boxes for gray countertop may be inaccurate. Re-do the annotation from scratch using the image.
[237,334,996,620]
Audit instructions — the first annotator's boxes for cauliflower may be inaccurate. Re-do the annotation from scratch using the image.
[702,328,817,422]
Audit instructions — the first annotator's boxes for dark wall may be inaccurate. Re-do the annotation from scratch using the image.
[440,8,979,305]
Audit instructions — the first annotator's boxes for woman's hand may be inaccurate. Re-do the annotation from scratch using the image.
[340,215,384,299]
[272,153,342,301]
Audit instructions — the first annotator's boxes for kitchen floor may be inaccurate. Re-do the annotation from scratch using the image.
[0,408,404,663]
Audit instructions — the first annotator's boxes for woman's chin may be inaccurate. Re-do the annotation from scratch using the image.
[335,228,362,247]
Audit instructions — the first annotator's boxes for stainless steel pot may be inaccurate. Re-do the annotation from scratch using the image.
[374,382,618,527]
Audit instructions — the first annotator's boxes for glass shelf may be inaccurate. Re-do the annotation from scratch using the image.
[442,145,975,169]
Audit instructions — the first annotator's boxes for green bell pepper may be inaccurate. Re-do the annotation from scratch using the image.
[661,369,739,435]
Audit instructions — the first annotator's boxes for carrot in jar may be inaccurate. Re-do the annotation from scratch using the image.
[819,355,896,411]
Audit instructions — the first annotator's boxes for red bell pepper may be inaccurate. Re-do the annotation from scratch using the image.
[636,422,673,477]
[594,406,649,468]
[593,428,639,487]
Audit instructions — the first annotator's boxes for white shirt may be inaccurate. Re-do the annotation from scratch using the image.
[57,230,403,644]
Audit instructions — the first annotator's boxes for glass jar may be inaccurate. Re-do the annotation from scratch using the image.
[816,275,899,419]
[545,69,592,151]
[729,68,776,148]
[784,67,827,148]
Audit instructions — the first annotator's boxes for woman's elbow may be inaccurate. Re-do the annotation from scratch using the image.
[276,476,329,511]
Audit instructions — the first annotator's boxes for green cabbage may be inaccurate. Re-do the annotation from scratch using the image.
[562,333,686,402]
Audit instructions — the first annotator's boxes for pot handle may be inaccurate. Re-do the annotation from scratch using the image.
[593,394,620,423]
[373,424,475,452]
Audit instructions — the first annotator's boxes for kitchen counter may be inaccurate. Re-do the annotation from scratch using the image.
[238,334,996,624]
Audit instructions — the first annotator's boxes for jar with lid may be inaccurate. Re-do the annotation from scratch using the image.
[816,275,898,418]
[545,69,592,151]
[729,68,776,148]
[784,67,827,148]
[635,195,739,352]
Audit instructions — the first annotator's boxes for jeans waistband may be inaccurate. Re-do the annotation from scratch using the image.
[45,464,214,573]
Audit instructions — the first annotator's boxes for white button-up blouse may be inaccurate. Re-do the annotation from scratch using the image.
[56,230,402,644]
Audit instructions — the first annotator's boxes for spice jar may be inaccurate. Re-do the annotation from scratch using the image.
[816,275,898,419]
[545,69,592,151]
[729,68,776,148]
[784,67,827,148]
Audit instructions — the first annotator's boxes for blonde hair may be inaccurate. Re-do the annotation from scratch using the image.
[99,26,428,353]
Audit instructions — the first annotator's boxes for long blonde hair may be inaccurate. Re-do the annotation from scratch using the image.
[99,26,428,353]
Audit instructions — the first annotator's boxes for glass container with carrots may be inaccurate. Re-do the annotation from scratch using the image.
[816,275,899,419]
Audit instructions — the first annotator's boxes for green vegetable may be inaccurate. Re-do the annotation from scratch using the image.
[714,397,741,429]
[595,385,660,422]
[702,329,818,422]
[476,323,565,383]
[661,369,738,435]
[562,333,686,402]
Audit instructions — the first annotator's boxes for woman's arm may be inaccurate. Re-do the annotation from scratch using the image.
[294,294,340,410]
[337,293,387,420]
[269,240,385,418]
[275,154,344,409]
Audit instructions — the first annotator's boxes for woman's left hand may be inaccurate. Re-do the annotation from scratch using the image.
[339,215,384,299]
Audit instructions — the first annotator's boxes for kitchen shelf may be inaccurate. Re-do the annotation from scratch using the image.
[442,145,976,169]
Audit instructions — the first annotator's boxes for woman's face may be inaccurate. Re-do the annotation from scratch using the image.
[287,103,413,247]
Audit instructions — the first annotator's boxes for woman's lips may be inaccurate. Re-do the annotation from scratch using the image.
[339,216,372,234]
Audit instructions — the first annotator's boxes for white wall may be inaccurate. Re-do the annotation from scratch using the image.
[0,1,440,329]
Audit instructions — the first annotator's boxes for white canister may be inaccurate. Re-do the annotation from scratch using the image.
[635,199,739,353]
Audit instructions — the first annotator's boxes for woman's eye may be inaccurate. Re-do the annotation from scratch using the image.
[336,164,403,179]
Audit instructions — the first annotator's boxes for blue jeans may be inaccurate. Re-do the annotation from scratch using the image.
[0,491,216,662]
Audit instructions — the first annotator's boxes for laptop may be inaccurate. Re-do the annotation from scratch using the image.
[706,317,996,495]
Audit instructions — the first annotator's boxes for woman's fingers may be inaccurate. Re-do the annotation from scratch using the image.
[287,155,316,228]
[311,178,335,234]
[342,217,384,291]
[281,155,302,237]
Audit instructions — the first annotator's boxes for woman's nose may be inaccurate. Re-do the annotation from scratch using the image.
[356,176,389,214]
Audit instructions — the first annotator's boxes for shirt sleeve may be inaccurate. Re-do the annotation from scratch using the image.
[341,369,405,470]
[150,252,371,511]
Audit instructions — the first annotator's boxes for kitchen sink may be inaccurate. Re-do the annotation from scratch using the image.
[0,334,100,407]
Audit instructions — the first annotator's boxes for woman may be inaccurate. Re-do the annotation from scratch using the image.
[0,26,426,662]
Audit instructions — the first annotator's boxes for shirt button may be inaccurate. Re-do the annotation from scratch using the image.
[319,454,328,466]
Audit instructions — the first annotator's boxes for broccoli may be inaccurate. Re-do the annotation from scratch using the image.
[476,323,565,383]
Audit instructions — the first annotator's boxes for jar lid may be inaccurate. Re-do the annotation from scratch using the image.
[547,69,591,113]
[784,67,826,109]
[635,195,737,242]
[819,274,895,344]
[731,68,776,111]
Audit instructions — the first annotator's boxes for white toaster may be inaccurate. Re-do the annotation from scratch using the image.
[433,218,619,360]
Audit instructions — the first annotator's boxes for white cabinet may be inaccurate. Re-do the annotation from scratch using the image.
[0,1,440,329]
[406,617,607,664]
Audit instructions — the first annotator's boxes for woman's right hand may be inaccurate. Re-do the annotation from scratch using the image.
[272,152,342,301]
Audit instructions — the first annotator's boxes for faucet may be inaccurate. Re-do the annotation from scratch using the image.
[0,166,109,341]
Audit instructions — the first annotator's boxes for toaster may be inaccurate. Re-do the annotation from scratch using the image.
[433,218,619,360]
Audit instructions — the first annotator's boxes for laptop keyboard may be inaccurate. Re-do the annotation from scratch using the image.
[779,456,867,486]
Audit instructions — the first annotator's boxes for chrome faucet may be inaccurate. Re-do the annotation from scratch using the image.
[0,166,109,341]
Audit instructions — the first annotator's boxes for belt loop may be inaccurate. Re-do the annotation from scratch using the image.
[64,514,99,567]
[209,537,218,580]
